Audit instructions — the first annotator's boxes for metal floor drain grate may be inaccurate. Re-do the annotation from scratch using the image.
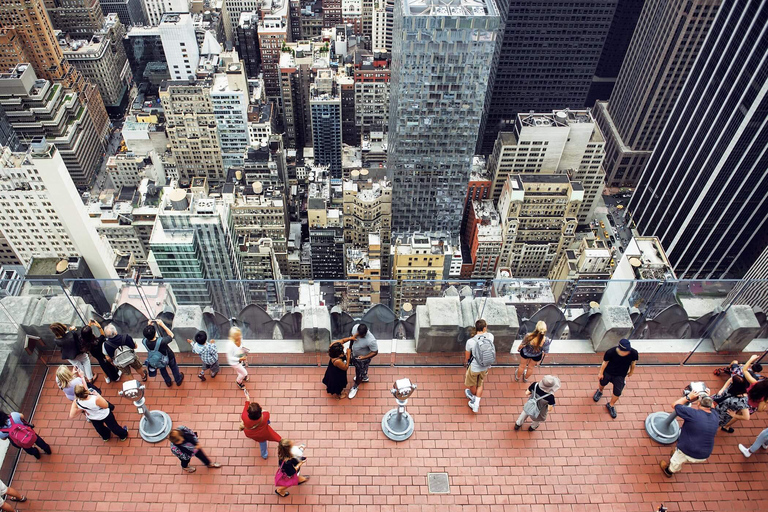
[427,472,450,494]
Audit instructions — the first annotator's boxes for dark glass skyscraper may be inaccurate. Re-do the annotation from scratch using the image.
[0,105,20,151]
[477,0,617,155]
[628,0,768,279]
[585,0,644,107]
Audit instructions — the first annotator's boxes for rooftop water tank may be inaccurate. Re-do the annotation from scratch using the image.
[169,188,188,210]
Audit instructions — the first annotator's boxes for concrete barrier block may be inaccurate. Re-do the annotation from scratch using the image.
[459,297,519,352]
[172,305,206,353]
[590,306,633,352]
[300,306,330,352]
[414,296,463,352]
[711,305,761,352]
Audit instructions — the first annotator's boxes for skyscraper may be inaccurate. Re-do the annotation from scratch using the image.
[0,105,20,151]
[310,69,342,178]
[0,0,109,155]
[585,0,644,106]
[595,0,721,187]
[477,0,617,155]
[159,12,199,81]
[43,0,104,38]
[141,0,187,26]
[388,0,500,235]
[628,0,768,279]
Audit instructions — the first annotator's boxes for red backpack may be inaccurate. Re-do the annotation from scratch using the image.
[2,417,37,449]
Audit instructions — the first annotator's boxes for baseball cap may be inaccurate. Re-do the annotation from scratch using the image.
[618,339,631,351]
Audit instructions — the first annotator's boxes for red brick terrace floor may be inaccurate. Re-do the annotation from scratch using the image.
[11,364,768,512]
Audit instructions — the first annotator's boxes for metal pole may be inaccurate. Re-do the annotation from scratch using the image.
[628,278,666,338]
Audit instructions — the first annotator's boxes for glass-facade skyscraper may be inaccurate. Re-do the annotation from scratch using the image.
[387,0,500,236]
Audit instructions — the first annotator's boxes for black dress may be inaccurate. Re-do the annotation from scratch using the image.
[322,356,347,395]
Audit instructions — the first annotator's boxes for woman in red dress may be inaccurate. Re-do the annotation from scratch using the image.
[240,389,281,459]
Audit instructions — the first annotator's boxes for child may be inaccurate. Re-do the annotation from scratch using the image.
[227,327,249,389]
[187,331,219,381]
[169,426,221,473]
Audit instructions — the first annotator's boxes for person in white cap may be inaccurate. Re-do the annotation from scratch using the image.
[514,375,560,431]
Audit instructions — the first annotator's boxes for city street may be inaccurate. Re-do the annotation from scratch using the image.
[88,126,122,198]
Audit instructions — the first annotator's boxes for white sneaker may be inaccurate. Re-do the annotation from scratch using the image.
[348,386,358,399]
[738,444,752,458]
[763,442,768,450]
[464,389,475,401]
[468,400,479,413]
[105,377,111,384]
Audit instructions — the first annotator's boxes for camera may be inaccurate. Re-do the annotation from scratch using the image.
[683,381,708,403]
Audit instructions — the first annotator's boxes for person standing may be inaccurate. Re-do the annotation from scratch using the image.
[81,321,120,383]
[738,427,768,458]
[660,391,719,477]
[343,323,378,400]
[592,338,638,418]
[50,322,96,385]
[187,331,219,381]
[103,324,147,382]
[0,479,27,512]
[713,376,750,433]
[274,439,309,497]
[464,319,495,413]
[240,389,281,459]
[55,365,86,401]
[322,342,350,399]
[0,411,51,460]
[226,327,249,389]
[70,385,128,442]
[514,375,560,431]
[168,426,222,473]
[516,321,551,383]
[142,319,184,387]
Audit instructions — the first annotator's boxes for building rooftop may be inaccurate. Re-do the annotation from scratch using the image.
[404,0,498,17]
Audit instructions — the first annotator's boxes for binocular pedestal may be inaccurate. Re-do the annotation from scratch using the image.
[382,379,416,442]
[119,380,172,443]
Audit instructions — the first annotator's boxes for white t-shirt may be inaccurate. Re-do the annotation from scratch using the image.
[226,340,245,366]
[465,332,495,373]
[76,394,110,421]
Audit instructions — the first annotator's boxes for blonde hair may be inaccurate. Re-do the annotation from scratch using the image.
[56,365,75,389]
[523,321,548,349]
[229,326,242,342]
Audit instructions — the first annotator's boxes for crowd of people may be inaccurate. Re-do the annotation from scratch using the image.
[0,317,767,508]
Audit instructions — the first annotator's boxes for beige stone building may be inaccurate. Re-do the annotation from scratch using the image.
[60,14,131,110]
[488,110,605,225]
[342,174,391,275]
[497,174,583,278]
[548,236,612,307]
[159,80,225,182]
[44,0,104,38]
[391,234,452,310]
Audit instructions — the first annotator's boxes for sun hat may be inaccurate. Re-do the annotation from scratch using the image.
[538,375,561,394]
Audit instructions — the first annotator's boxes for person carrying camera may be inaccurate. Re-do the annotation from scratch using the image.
[142,319,184,387]
[660,389,719,477]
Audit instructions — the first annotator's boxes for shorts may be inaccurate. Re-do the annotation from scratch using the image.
[118,358,144,373]
[599,373,626,396]
[521,352,543,362]
[464,368,488,388]
[0,479,7,495]
[202,360,220,374]
[352,357,371,381]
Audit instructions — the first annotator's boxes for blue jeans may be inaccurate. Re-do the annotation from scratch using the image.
[259,441,268,459]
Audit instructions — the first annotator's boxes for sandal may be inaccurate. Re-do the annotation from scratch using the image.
[141,372,148,382]
[275,490,289,497]
[183,467,197,473]
[721,426,735,433]
[207,462,222,468]
[7,496,26,502]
